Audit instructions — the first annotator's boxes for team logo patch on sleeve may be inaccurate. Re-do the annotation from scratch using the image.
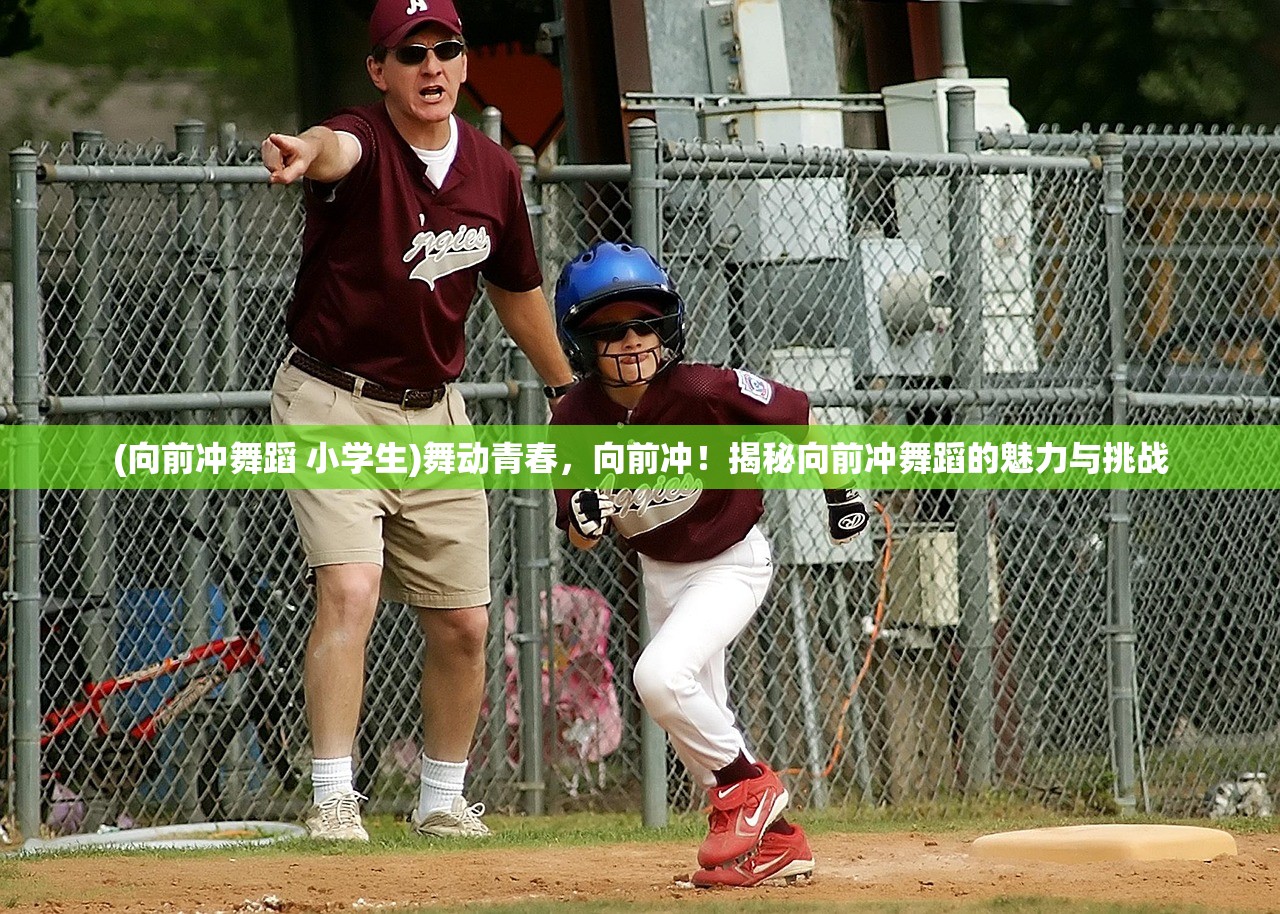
[734,369,774,405]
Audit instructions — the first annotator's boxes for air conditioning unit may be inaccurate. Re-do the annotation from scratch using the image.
[853,236,951,378]
[701,100,848,264]
[883,78,1037,375]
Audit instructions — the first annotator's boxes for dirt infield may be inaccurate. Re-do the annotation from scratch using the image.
[4,830,1278,912]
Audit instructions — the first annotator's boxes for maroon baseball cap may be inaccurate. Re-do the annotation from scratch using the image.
[369,0,463,50]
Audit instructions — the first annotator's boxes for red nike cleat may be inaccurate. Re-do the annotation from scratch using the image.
[692,822,815,888]
[697,763,789,868]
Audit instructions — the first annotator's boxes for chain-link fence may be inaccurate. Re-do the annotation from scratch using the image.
[983,125,1280,815]
[620,117,1119,815]
[7,122,534,835]
[7,103,1280,838]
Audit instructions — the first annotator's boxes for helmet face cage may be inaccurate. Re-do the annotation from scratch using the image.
[572,316,677,388]
[554,241,686,383]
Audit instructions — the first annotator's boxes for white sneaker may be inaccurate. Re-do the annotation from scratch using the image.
[411,796,491,837]
[305,790,370,841]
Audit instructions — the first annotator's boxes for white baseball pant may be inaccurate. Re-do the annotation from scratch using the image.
[632,525,773,789]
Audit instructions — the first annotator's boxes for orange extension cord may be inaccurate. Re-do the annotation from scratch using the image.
[783,500,892,781]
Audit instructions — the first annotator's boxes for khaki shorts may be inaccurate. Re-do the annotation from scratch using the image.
[271,357,490,609]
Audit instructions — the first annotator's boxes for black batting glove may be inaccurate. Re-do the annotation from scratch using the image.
[569,489,617,540]
[824,489,869,544]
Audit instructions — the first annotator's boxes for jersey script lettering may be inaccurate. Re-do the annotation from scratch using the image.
[403,218,492,289]
[600,472,704,537]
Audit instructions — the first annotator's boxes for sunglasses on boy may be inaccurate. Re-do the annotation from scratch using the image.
[581,318,666,344]
[391,38,466,66]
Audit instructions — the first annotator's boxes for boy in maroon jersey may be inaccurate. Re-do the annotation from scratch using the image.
[550,241,868,887]
[262,0,576,841]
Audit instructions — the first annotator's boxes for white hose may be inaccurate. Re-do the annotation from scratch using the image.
[17,820,306,854]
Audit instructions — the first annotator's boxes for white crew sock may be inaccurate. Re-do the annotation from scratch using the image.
[416,754,467,819]
[312,756,355,805]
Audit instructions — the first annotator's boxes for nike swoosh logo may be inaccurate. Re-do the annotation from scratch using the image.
[749,854,785,874]
[716,783,741,800]
[741,795,770,830]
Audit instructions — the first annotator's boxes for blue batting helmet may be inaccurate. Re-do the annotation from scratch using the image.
[553,240,686,377]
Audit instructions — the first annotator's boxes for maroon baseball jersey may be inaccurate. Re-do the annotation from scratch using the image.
[286,104,542,389]
[551,362,810,562]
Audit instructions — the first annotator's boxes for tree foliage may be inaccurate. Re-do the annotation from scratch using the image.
[17,0,1278,132]
[832,0,1275,129]
[1,0,39,56]
[28,0,295,123]
[1139,3,1260,122]
[28,0,559,126]
[960,0,1264,128]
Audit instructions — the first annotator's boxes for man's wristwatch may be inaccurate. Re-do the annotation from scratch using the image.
[543,377,579,399]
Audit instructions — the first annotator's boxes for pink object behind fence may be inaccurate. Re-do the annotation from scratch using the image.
[501,585,623,781]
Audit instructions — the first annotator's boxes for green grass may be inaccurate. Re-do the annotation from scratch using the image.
[5,801,1276,862]
[348,804,1280,855]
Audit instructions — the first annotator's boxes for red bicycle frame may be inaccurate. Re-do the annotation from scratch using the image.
[41,633,263,747]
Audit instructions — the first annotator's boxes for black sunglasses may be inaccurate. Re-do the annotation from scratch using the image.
[392,38,466,66]
[581,319,664,344]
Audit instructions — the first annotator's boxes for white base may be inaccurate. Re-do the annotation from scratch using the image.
[970,824,1238,864]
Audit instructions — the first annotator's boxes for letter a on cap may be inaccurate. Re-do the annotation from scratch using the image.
[369,0,463,50]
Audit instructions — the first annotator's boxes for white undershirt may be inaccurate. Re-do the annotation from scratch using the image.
[411,115,459,189]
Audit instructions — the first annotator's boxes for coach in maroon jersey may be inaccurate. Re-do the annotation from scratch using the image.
[550,240,869,887]
[261,0,576,842]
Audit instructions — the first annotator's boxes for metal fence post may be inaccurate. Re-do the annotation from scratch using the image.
[787,570,828,807]
[174,119,212,822]
[1100,131,1138,815]
[476,114,513,802]
[512,353,547,814]
[10,145,43,841]
[175,120,212,399]
[629,119,661,257]
[939,1,969,79]
[512,143,548,816]
[216,122,244,402]
[71,130,115,688]
[214,120,250,809]
[71,130,109,399]
[482,402,512,800]
[947,86,995,791]
[512,350,548,817]
[627,118,668,829]
[480,107,502,145]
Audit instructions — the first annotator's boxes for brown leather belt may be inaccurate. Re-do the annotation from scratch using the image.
[288,349,447,409]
